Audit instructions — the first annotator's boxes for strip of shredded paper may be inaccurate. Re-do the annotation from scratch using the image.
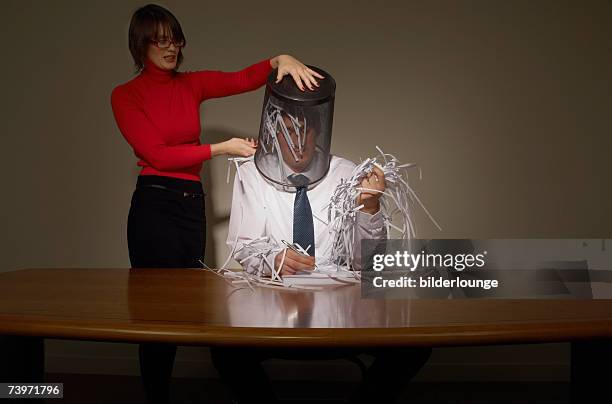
[200,147,440,289]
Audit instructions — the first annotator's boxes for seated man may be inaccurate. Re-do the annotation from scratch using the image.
[228,102,385,275]
[211,85,431,403]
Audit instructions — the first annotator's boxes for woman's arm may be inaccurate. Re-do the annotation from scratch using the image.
[111,88,256,169]
[186,54,326,102]
[185,59,272,102]
[210,137,256,158]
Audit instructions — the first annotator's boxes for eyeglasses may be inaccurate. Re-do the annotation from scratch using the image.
[150,38,185,49]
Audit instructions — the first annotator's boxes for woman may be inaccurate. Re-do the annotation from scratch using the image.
[110,4,323,404]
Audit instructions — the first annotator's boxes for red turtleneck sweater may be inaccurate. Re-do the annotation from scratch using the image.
[111,57,272,181]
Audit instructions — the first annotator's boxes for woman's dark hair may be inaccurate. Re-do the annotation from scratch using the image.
[128,4,186,72]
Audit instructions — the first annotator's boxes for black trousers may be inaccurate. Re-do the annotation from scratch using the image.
[128,175,206,404]
[210,346,431,404]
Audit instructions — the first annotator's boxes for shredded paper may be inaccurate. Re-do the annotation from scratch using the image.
[203,145,440,290]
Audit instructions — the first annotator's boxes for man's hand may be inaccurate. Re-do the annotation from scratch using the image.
[274,248,315,276]
[356,165,386,215]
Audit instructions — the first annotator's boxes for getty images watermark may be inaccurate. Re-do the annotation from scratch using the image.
[371,248,494,289]
[360,239,612,299]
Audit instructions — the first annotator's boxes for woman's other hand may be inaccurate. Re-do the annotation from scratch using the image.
[211,137,257,157]
[270,54,325,92]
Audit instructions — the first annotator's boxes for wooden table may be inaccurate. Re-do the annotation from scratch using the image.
[2,267,612,403]
[1,268,612,347]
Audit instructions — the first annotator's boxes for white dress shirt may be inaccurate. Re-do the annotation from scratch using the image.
[227,155,386,273]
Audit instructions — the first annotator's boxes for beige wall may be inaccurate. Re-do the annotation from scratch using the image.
[1,0,610,380]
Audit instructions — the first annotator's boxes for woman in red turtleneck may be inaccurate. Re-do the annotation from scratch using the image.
[110,5,323,404]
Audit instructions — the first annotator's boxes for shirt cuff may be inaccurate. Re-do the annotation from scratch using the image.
[356,209,384,227]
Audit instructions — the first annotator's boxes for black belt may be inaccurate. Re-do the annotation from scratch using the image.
[137,184,205,198]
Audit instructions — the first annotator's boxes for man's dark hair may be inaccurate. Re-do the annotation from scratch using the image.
[128,4,186,73]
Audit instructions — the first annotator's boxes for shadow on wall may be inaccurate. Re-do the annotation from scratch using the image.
[201,126,258,269]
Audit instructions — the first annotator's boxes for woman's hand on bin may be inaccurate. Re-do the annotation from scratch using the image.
[270,54,325,91]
